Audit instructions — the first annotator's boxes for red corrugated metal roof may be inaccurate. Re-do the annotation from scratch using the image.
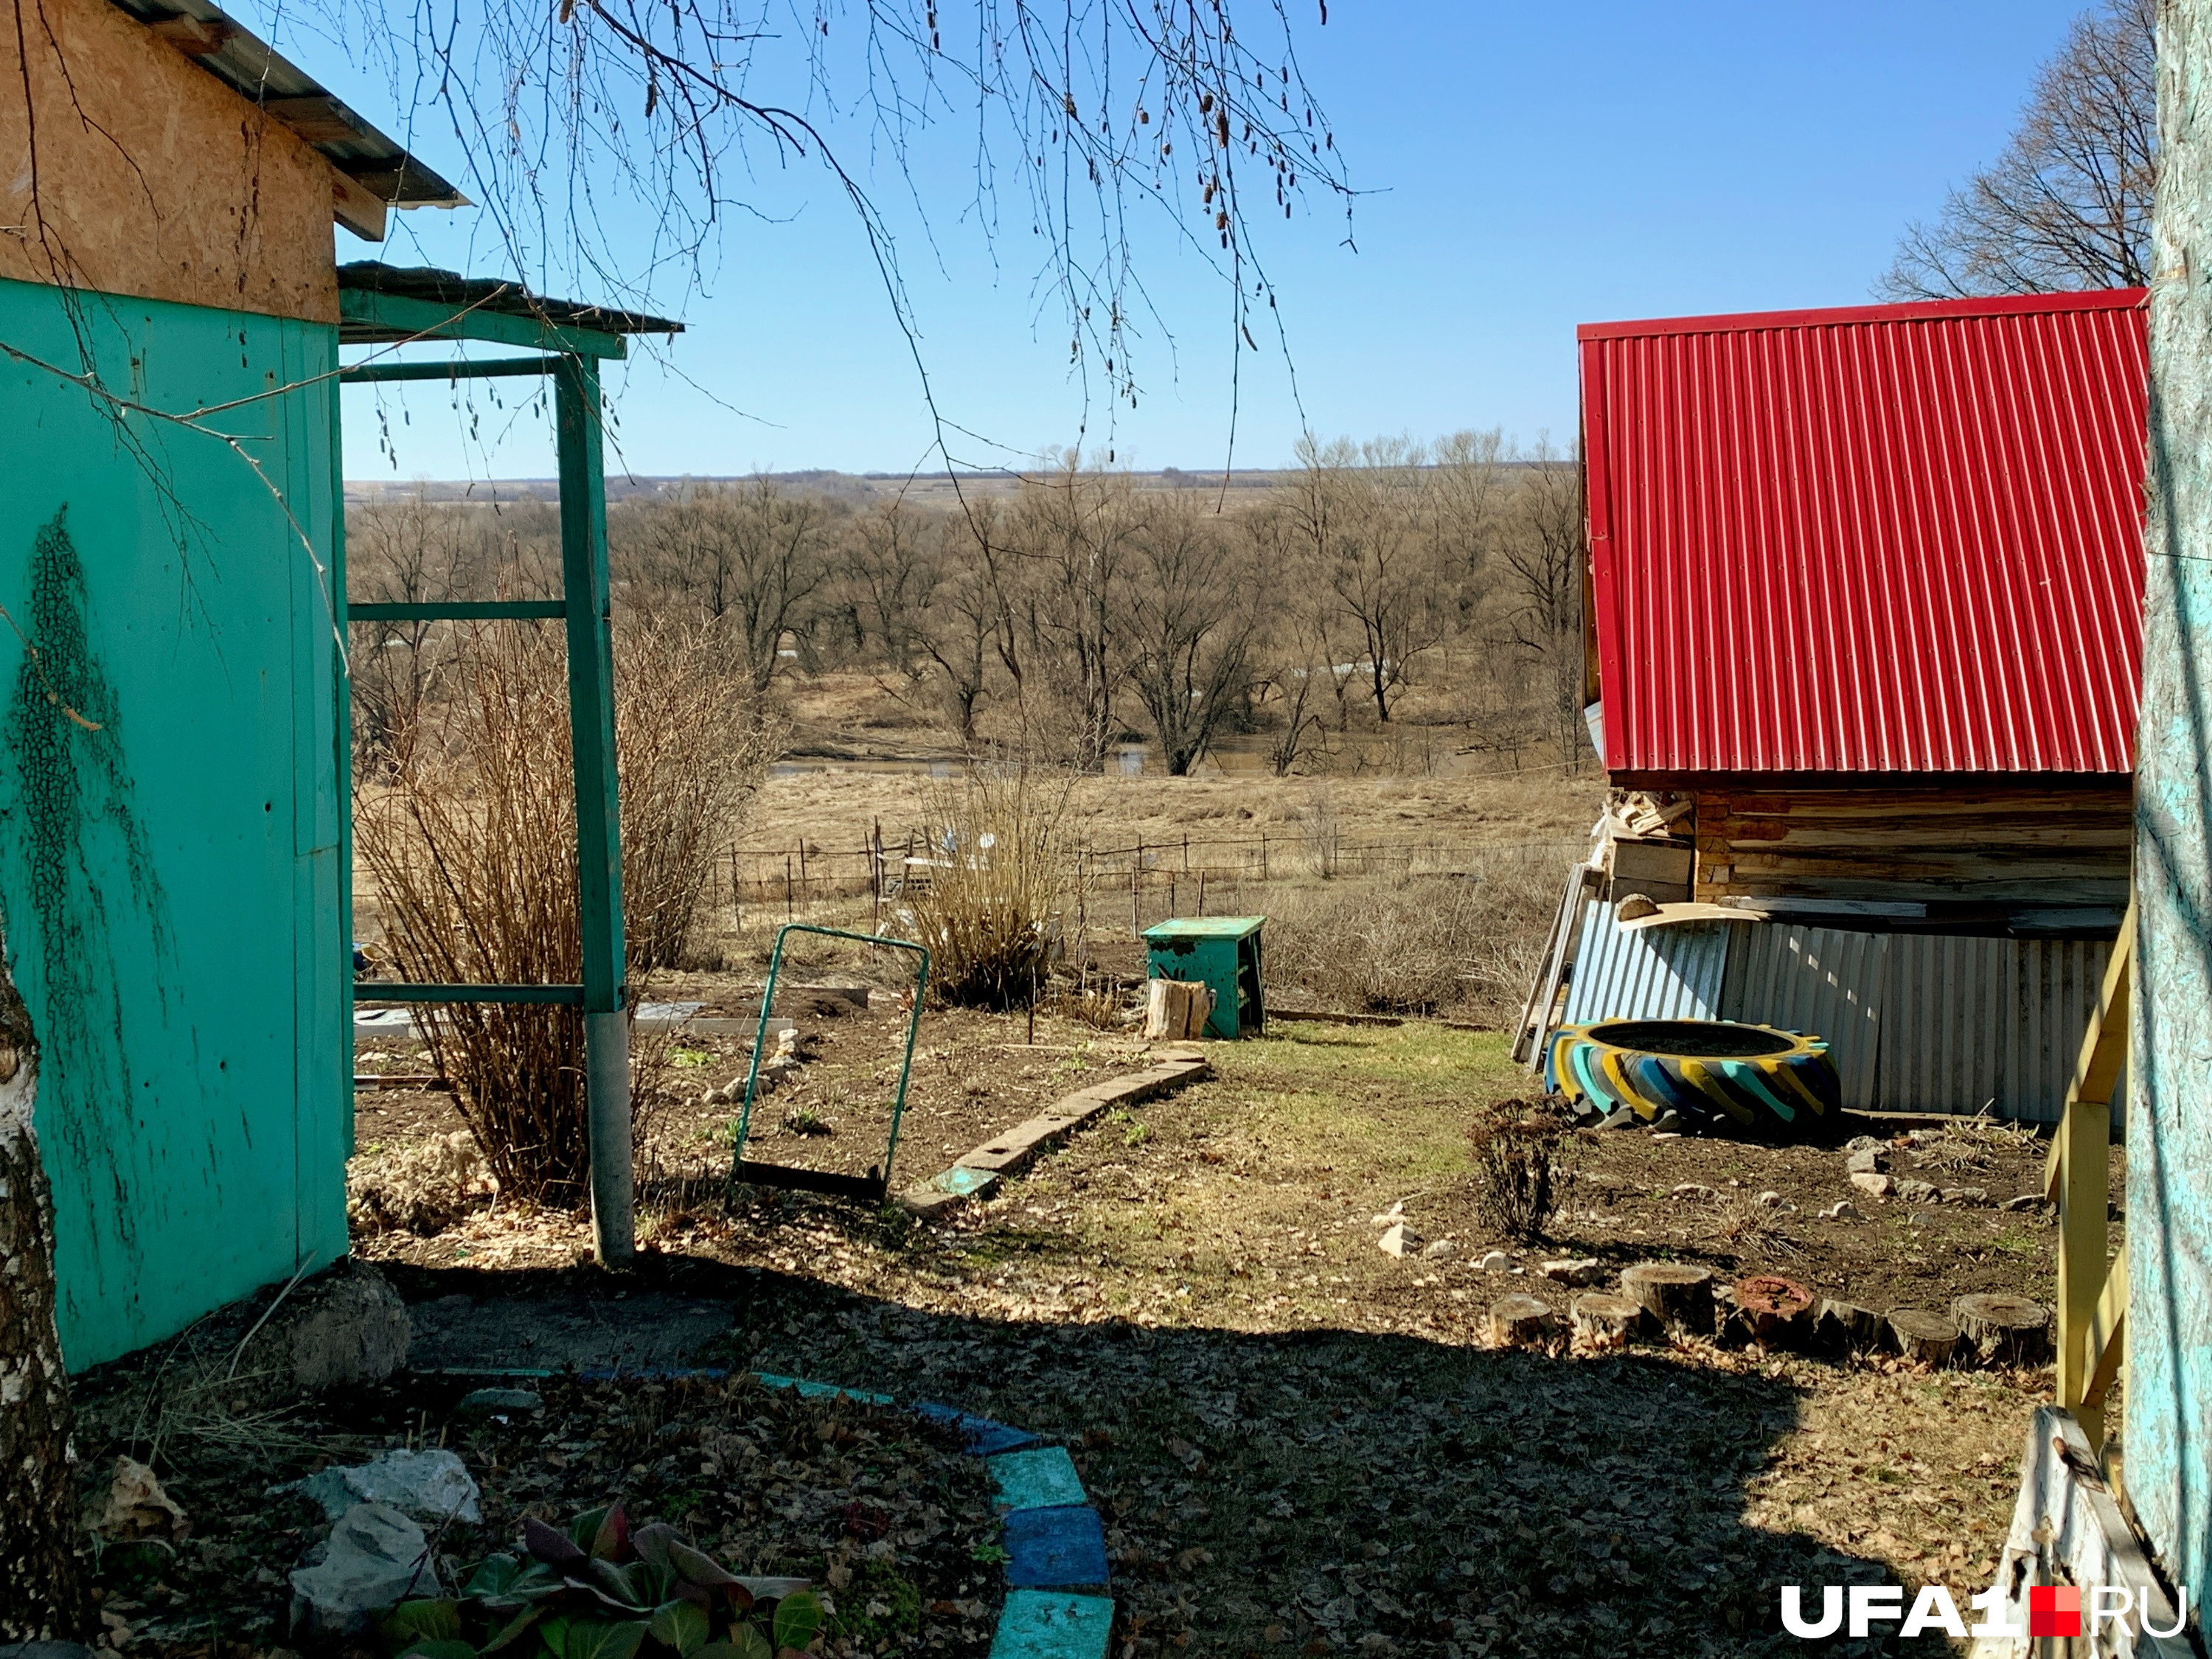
[1580,288,2149,776]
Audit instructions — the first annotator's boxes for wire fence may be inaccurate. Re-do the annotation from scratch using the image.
[720,830,1587,938]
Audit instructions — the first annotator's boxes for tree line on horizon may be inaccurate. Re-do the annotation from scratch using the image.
[347,434,1589,778]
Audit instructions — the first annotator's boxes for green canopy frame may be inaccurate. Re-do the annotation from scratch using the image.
[335,264,680,1264]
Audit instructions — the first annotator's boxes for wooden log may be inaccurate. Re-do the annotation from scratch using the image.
[1571,1293,1649,1345]
[1488,1294,1561,1347]
[1815,1299,1887,1352]
[1888,1310,1960,1366]
[1620,1262,1715,1333]
[1143,978,1214,1042]
[1735,1274,1816,1346]
[1951,1293,2052,1365]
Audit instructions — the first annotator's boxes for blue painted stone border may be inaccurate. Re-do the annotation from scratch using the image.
[427,1366,1113,1659]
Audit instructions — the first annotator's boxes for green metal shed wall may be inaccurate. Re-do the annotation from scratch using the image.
[0,275,348,1369]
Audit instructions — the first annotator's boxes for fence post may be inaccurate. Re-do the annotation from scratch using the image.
[785,854,794,920]
[1130,866,1140,936]
[1262,834,1268,881]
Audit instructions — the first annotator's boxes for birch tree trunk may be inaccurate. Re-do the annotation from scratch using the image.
[0,952,92,1639]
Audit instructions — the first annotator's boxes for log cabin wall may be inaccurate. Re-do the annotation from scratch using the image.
[1689,784,2132,910]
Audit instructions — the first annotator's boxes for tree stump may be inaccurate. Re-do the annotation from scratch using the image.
[1815,1299,1887,1352]
[1571,1293,1650,1345]
[1735,1274,1816,1346]
[1620,1262,1715,1333]
[1489,1294,1562,1347]
[1888,1309,1960,1366]
[1951,1294,2052,1364]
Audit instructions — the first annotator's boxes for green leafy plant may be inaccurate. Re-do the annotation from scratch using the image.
[385,1503,823,1659]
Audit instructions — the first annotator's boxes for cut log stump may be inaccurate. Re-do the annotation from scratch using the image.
[1888,1309,1960,1366]
[1571,1293,1650,1345]
[1735,1274,1816,1347]
[1950,1293,2051,1364]
[1620,1262,1715,1333]
[1143,979,1214,1042]
[1488,1294,1562,1347]
[1815,1299,1887,1352]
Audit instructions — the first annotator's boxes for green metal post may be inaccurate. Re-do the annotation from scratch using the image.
[554,352,633,1265]
[332,358,355,1160]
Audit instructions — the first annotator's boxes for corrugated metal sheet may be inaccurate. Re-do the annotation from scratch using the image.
[1581,288,2148,776]
[1719,925,1888,1110]
[1554,903,2115,1122]
[1559,903,1730,1025]
[1876,934,2112,1122]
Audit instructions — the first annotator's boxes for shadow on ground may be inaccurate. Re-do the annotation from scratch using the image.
[378,1254,1947,1659]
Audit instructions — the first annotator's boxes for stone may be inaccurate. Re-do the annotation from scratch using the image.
[287,1449,481,1525]
[1649,1110,1683,1133]
[1377,1222,1423,1258]
[2002,1194,2045,1213]
[1820,1200,1867,1222]
[1669,1183,1718,1201]
[1753,1189,1784,1208]
[282,1262,411,1392]
[288,1503,437,1635]
[1942,1186,1991,1206]
[1599,1107,1639,1130]
[1845,1147,1887,1175]
[0,1644,97,1659]
[97,1455,188,1540]
[1842,1135,1885,1155]
[1850,1172,1894,1198]
[1894,1178,1941,1204]
[1475,1251,1513,1272]
[1907,1209,1938,1227]
[458,1387,543,1416]
[1419,1238,1458,1261]
[1538,1257,1603,1287]
[1487,1295,1561,1346]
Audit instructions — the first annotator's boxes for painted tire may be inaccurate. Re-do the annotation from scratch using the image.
[1545,1018,1840,1133]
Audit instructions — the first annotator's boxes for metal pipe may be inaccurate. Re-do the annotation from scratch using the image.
[339,356,561,383]
[586,1009,634,1262]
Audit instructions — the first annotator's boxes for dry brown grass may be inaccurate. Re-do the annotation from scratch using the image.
[1260,845,1565,1021]
[355,619,771,1198]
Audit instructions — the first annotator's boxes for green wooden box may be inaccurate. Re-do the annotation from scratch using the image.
[1142,916,1266,1039]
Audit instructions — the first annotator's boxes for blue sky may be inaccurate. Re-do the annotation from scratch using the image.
[321,3,2095,481]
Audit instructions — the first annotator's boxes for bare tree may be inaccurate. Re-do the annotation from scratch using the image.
[1496,444,1588,767]
[1002,460,1143,770]
[916,505,1007,747]
[1879,0,2154,298]
[620,480,836,692]
[847,501,942,679]
[1285,436,1444,724]
[1124,492,1260,774]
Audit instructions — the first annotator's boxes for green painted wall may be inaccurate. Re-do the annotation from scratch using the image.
[0,275,348,1370]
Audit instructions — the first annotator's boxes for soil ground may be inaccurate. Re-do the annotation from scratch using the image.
[326,1013,2109,1658]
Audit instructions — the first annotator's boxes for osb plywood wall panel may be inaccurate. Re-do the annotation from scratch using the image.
[0,0,339,323]
[1691,785,2133,905]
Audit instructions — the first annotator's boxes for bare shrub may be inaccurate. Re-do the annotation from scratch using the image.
[1470,1101,1576,1243]
[1264,855,1560,1021]
[355,620,772,1200]
[902,772,1067,1009]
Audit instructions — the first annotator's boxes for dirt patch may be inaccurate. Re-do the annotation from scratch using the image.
[340,1013,2079,1656]
[73,1354,1002,1659]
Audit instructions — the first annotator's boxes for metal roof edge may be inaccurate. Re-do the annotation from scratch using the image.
[1576,287,2148,344]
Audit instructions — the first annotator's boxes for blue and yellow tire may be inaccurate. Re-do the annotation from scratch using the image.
[1545,1018,1839,1135]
